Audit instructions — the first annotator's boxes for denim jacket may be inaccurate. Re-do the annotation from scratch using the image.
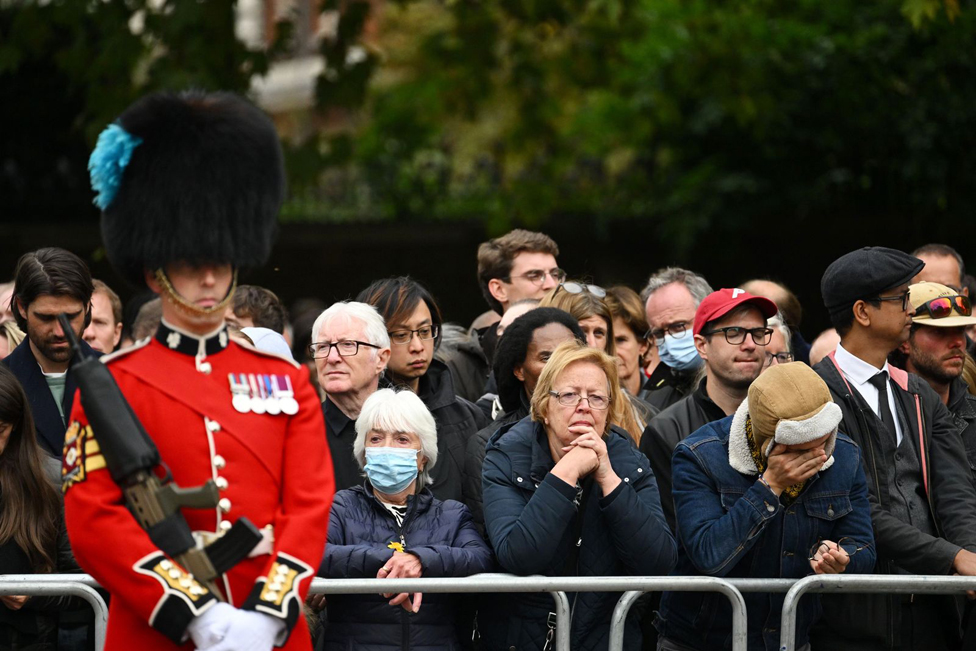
[656,406,876,651]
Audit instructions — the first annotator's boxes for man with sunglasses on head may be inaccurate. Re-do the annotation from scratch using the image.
[639,288,778,532]
[889,282,976,487]
[811,247,976,651]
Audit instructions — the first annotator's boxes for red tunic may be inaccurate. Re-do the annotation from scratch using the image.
[62,324,333,650]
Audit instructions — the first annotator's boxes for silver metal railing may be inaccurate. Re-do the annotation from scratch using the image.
[0,574,106,650]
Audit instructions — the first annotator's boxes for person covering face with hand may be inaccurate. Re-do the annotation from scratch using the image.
[316,389,492,651]
[657,362,875,651]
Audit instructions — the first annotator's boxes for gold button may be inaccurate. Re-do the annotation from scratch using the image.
[216,477,228,490]
[213,455,226,470]
[218,498,231,513]
[219,520,233,532]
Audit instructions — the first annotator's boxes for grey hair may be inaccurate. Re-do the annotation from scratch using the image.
[767,312,793,355]
[311,301,391,360]
[640,267,713,306]
[353,388,439,491]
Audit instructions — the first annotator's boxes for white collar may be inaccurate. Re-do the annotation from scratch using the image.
[833,342,892,387]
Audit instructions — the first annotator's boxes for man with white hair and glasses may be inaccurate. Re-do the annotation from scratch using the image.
[310,301,392,491]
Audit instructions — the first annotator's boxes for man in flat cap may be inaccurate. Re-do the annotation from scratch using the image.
[63,91,334,651]
[811,247,976,651]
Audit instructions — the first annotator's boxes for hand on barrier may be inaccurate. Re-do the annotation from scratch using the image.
[809,540,850,575]
[761,443,826,496]
[378,550,423,613]
[198,609,286,651]
[0,595,29,611]
[951,549,976,599]
[306,593,327,611]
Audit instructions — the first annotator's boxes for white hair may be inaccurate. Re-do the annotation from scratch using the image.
[353,388,439,491]
[311,301,391,359]
[641,267,713,306]
[768,312,793,354]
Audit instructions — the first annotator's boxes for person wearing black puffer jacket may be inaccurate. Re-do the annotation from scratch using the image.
[316,389,493,651]
[359,277,489,504]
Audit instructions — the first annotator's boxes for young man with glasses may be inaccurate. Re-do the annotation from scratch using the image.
[812,247,976,651]
[310,301,392,491]
[639,288,777,531]
[889,282,976,486]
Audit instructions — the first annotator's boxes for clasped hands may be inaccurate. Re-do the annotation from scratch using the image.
[552,426,620,494]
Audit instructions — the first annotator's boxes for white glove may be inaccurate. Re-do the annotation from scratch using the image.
[203,609,286,651]
[186,602,237,650]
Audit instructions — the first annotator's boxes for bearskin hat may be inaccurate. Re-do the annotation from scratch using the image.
[92,90,284,286]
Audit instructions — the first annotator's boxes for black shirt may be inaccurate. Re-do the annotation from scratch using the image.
[322,398,365,492]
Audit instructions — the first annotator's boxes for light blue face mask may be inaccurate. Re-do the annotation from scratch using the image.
[658,332,702,372]
[364,447,420,494]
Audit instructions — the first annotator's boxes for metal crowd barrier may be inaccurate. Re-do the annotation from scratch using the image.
[0,574,106,650]
[779,574,976,651]
[6,572,976,651]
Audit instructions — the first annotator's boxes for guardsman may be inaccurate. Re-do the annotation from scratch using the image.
[62,91,334,651]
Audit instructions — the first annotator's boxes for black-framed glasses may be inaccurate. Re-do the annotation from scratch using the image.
[388,324,440,346]
[309,340,380,358]
[915,295,972,319]
[503,268,567,286]
[808,537,872,561]
[548,390,611,410]
[648,321,690,343]
[872,290,911,312]
[558,281,607,298]
[701,326,773,346]
[764,351,794,367]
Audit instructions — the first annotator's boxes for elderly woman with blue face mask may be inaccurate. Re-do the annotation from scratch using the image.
[316,388,493,651]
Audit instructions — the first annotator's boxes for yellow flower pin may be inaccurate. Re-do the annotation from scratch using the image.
[387,541,405,553]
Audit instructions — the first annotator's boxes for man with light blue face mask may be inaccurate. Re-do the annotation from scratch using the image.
[639,267,713,411]
[639,287,777,532]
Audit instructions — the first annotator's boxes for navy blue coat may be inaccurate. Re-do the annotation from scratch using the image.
[318,483,494,651]
[481,417,676,651]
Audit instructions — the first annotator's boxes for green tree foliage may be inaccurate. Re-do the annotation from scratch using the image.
[295,0,976,252]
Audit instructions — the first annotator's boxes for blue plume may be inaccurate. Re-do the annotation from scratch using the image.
[88,123,143,210]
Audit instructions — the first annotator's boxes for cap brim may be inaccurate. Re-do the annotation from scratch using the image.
[912,315,976,327]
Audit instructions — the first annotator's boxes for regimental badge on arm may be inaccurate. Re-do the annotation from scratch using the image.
[62,421,106,493]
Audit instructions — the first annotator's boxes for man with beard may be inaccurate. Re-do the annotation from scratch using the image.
[4,247,96,458]
[639,288,777,531]
[889,281,976,485]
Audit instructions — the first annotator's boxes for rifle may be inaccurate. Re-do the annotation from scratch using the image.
[59,314,262,600]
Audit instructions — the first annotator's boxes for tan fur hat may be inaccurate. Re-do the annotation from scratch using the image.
[748,362,842,460]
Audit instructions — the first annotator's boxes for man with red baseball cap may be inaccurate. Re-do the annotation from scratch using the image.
[640,288,778,530]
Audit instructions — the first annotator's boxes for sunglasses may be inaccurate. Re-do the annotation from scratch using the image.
[559,282,607,298]
[915,295,972,319]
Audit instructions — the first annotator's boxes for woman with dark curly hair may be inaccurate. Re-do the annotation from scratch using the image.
[0,364,77,651]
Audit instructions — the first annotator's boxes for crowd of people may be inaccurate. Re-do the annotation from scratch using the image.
[2,88,976,651]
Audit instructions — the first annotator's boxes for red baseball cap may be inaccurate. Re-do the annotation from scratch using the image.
[693,288,779,336]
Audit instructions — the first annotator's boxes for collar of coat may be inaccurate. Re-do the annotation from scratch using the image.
[728,398,836,476]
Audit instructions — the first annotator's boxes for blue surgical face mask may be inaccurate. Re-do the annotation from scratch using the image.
[658,333,702,372]
[364,447,420,494]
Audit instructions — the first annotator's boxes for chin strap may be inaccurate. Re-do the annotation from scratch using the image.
[154,268,238,318]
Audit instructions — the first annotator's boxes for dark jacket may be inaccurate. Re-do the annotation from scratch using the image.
[947,377,976,488]
[318,483,494,651]
[386,360,490,503]
[462,393,531,534]
[658,416,875,651]
[481,418,676,651]
[812,355,976,649]
[4,338,97,458]
[639,380,727,532]
[638,363,698,412]
[436,325,490,404]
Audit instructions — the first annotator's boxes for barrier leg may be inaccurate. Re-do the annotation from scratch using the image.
[548,591,571,651]
[609,591,643,651]
[0,581,108,651]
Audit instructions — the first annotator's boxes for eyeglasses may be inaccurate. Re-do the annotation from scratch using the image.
[808,537,872,561]
[558,282,607,298]
[764,351,794,367]
[872,290,911,312]
[309,340,380,358]
[648,321,690,343]
[548,390,611,410]
[914,295,972,319]
[388,324,440,346]
[503,268,567,286]
[701,326,774,346]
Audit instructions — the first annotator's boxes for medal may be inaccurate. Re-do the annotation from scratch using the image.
[273,375,299,415]
[229,374,251,413]
[263,375,281,415]
[248,374,267,415]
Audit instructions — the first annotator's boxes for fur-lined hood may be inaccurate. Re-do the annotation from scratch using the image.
[727,398,839,475]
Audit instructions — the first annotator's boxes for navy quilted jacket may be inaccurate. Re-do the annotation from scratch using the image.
[318,483,494,651]
[481,418,676,651]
